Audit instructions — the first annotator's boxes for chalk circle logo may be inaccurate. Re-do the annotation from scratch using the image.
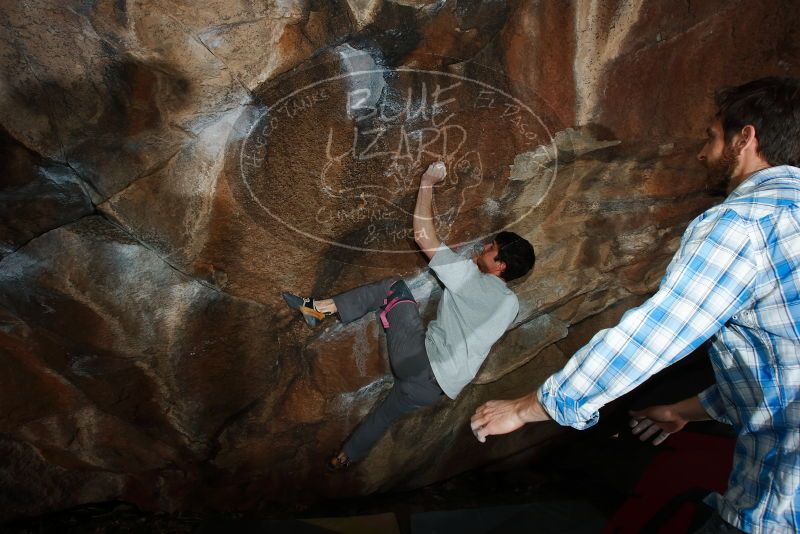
[238,60,559,254]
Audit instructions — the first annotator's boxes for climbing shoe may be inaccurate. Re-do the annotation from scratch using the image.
[282,292,325,328]
[325,451,353,472]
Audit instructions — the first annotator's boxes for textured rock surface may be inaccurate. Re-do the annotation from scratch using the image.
[1,0,798,519]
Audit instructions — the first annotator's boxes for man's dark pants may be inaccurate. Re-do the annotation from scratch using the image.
[332,277,444,461]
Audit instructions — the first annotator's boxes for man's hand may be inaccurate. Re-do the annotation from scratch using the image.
[470,392,551,443]
[421,161,447,187]
[629,404,689,446]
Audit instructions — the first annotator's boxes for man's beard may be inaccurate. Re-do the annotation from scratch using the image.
[704,143,739,193]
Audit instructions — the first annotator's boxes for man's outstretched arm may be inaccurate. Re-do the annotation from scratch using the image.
[471,387,717,445]
[414,162,446,259]
[470,391,551,443]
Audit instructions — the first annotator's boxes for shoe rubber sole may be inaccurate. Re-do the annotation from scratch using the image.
[282,292,325,328]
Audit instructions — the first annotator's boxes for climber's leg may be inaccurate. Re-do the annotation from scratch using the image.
[330,277,399,324]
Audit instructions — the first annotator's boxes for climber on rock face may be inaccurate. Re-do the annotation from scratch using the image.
[470,77,800,534]
[283,161,535,471]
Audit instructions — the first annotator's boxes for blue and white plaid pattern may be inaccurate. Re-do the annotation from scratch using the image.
[538,166,800,533]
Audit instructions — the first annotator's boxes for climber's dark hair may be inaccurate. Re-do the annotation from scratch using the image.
[494,231,535,283]
[715,77,800,166]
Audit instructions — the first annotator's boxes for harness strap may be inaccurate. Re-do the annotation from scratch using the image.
[379,291,416,329]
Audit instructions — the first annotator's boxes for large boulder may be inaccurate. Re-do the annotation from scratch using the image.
[1,0,798,519]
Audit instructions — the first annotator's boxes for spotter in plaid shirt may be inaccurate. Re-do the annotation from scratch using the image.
[539,165,800,533]
[471,78,800,533]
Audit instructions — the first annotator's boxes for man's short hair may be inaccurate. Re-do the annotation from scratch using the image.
[494,231,535,283]
[715,77,800,166]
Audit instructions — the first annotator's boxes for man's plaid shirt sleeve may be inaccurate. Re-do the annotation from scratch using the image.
[537,209,757,429]
[697,384,732,425]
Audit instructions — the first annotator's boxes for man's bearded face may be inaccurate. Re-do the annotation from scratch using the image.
[704,141,739,188]
[698,120,741,193]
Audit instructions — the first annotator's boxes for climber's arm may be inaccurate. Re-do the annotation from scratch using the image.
[414,162,446,260]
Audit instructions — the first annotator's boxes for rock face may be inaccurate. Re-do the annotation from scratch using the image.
[1,0,798,519]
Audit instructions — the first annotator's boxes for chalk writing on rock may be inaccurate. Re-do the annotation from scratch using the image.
[238,67,556,253]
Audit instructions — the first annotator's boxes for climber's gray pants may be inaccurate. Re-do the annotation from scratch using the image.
[332,278,444,462]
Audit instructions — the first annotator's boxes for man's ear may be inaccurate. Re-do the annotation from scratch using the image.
[496,261,507,276]
[738,125,758,153]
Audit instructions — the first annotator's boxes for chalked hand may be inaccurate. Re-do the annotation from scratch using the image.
[628,403,690,446]
[629,416,671,446]
[422,161,447,186]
